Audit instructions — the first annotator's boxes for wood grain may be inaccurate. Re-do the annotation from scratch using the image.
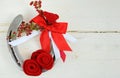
[1,0,120,78]
[1,29,120,78]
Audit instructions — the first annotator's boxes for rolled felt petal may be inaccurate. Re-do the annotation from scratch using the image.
[36,52,54,70]
[23,59,42,76]
[31,49,45,60]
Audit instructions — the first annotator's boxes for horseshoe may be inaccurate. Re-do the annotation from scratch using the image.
[7,15,55,71]
[7,15,23,69]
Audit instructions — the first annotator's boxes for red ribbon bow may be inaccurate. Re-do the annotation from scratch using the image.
[31,14,71,61]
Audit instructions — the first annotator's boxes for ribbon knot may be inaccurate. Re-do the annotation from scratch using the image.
[32,15,68,34]
[31,14,72,61]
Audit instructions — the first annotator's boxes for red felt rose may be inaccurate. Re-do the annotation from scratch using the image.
[23,59,42,76]
[31,49,45,60]
[36,52,54,70]
[43,11,59,24]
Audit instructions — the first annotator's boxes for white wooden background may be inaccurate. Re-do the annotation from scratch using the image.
[0,0,120,78]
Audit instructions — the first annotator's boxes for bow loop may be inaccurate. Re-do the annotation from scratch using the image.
[31,15,46,26]
[31,15,67,34]
[31,13,71,61]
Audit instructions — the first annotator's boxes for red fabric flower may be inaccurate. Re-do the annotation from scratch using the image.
[43,11,59,24]
[36,52,54,70]
[31,49,45,60]
[23,59,42,76]
[23,49,54,76]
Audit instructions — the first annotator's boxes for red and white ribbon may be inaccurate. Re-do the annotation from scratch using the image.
[9,15,77,61]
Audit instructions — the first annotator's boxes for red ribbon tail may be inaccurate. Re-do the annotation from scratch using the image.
[60,51,66,62]
[40,30,51,53]
[51,32,72,51]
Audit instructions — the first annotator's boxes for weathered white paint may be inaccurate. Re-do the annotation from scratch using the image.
[1,32,120,78]
[1,0,120,31]
[0,0,120,78]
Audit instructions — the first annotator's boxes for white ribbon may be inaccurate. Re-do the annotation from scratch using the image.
[48,31,60,59]
[48,32,77,60]
[9,31,40,47]
[63,33,77,43]
[9,30,77,60]
[9,31,77,59]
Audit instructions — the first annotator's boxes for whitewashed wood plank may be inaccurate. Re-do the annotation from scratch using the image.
[0,0,120,31]
[1,32,120,78]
